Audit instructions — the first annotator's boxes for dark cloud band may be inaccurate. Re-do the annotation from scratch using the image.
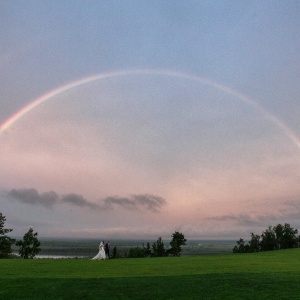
[6,188,167,213]
[102,194,166,212]
[7,188,58,208]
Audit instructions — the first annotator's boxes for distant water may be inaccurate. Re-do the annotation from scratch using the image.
[12,238,236,258]
[12,254,83,259]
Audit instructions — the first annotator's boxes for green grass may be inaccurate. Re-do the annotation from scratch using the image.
[1,249,300,299]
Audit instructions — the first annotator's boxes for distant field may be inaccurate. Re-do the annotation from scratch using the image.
[1,249,300,299]
[11,238,236,258]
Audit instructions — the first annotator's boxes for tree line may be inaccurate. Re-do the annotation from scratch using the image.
[0,212,41,259]
[123,232,187,258]
[1,211,187,259]
[233,223,300,253]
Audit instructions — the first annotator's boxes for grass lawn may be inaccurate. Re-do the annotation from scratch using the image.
[1,249,300,299]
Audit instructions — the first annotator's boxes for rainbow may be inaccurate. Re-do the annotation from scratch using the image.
[1,69,300,149]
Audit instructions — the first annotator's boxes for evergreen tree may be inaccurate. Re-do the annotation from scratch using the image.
[0,212,15,258]
[144,242,152,257]
[112,246,117,258]
[152,237,166,257]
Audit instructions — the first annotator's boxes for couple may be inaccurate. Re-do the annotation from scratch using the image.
[92,241,110,260]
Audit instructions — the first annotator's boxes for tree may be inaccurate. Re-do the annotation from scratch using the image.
[143,242,152,257]
[233,238,246,253]
[168,231,187,256]
[260,226,277,251]
[112,246,117,258]
[273,223,298,249]
[248,233,261,252]
[16,228,41,259]
[152,237,166,257]
[0,212,15,258]
[128,246,146,258]
[233,223,300,254]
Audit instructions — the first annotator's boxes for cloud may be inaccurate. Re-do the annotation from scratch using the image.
[61,193,98,209]
[132,194,167,212]
[101,194,167,212]
[206,199,300,231]
[207,214,265,226]
[102,196,135,210]
[5,188,166,213]
[207,213,282,228]
[280,199,300,219]
[7,188,58,208]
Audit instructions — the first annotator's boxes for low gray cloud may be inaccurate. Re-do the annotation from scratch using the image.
[7,188,59,208]
[207,214,268,227]
[207,202,300,230]
[102,196,136,210]
[101,194,166,212]
[5,188,166,213]
[132,194,167,212]
[61,193,98,209]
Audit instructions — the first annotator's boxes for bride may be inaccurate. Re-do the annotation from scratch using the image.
[92,241,106,260]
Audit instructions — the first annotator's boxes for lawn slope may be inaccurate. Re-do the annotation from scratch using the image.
[1,249,300,299]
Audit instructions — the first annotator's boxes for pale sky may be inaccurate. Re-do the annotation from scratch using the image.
[1,1,300,240]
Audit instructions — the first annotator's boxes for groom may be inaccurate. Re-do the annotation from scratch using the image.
[105,241,110,259]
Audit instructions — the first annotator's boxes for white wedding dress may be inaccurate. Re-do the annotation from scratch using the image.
[92,241,106,260]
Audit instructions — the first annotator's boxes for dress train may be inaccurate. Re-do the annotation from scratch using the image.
[92,241,106,260]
